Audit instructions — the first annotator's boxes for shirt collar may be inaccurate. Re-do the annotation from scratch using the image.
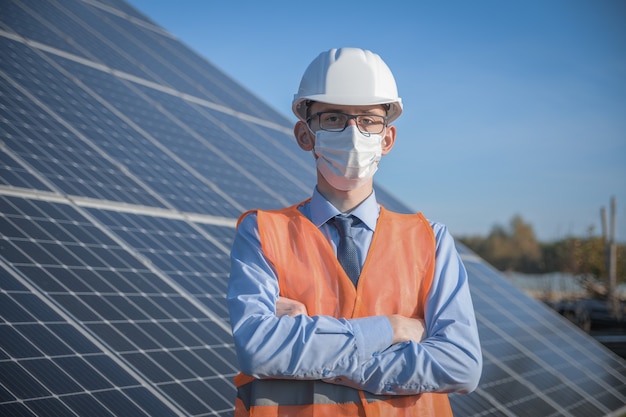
[309,187,380,231]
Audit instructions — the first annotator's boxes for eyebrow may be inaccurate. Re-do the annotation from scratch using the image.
[314,108,386,115]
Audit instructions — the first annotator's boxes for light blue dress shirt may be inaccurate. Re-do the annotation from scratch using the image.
[227,188,482,395]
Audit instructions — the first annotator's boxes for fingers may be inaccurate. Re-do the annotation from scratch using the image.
[387,315,426,344]
[276,296,308,317]
[414,318,426,342]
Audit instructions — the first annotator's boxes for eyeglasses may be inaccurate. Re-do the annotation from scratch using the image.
[306,112,387,135]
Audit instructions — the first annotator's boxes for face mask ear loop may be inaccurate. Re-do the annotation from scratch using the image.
[308,125,320,160]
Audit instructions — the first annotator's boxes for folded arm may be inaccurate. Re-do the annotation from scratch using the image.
[227,214,482,394]
[277,297,426,345]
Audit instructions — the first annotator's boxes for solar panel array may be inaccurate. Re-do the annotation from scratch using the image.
[1,0,625,416]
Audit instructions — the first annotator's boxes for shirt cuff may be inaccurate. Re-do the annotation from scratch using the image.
[350,316,394,363]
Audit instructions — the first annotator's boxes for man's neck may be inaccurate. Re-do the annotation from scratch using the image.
[317,177,373,213]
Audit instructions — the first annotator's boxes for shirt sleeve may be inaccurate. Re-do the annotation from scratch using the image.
[326,222,483,395]
[227,212,394,380]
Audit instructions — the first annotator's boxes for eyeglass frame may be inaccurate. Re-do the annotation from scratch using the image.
[306,111,388,136]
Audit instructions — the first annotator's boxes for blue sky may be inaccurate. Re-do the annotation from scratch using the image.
[127,0,626,242]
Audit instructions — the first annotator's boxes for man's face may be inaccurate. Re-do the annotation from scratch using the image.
[293,101,396,160]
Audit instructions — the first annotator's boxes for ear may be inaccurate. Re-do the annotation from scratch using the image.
[294,121,315,151]
[381,125,396,155]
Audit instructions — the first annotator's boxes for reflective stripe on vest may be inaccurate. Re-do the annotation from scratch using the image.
[237,379,364,409]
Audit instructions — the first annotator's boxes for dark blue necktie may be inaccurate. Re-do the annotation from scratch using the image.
[332,215,361,286]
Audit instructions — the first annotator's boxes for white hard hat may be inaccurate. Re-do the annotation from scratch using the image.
[292,47,403,123]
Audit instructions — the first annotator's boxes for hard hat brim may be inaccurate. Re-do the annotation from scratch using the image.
[293,96,402,124]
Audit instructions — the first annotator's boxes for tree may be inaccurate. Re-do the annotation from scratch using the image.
[462,214,541,272]
[509,215,541,272]
[460,217,626,290]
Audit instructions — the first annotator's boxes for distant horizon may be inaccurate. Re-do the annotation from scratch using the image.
[436,202,623,243]
[128,0,626,243]
[448,211,626,245]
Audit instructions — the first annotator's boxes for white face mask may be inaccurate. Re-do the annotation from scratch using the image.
[313,125,383,191]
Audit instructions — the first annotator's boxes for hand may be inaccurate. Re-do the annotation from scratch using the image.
[387,315,426,344]
[276,296,308,317]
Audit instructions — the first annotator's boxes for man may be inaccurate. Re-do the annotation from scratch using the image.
[227,47,482,416]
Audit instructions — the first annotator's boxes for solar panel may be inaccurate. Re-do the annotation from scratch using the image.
[1,1,625,416]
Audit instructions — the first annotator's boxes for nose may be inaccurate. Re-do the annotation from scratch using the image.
[345,116,358,128]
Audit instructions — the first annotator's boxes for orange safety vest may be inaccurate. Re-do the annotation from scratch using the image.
[233,201,453,417]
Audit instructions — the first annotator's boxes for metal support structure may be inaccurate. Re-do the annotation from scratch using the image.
[602,196,619,319]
